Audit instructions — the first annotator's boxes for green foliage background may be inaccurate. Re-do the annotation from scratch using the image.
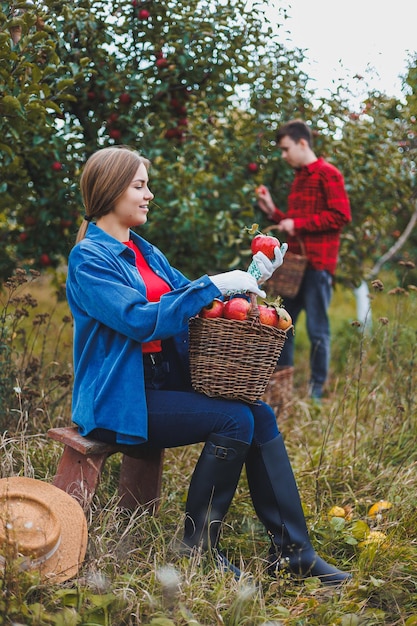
[1,0,416,285]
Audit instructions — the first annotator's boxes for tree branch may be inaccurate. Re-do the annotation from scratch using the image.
[367,194,417,279]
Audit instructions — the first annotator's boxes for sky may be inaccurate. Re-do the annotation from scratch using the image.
[262,0,417,105]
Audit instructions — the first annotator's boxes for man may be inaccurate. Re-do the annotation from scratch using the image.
[256,119,351,399]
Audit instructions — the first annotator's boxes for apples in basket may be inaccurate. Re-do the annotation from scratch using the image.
[188,294,292,404]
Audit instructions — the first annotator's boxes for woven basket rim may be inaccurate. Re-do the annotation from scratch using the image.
[188,307,288,403]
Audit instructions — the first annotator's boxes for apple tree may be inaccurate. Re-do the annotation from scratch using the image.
[1,0,416,287]
[0,1,85,277]
[0,0,315,280]
[336,92,416,286]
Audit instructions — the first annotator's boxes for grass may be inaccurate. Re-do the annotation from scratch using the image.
[1,265,417,625]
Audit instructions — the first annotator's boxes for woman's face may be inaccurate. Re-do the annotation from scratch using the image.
[113,163,154,228]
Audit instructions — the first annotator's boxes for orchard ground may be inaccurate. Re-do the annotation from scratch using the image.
[1,268,417,624]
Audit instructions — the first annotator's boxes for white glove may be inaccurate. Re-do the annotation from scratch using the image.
[210,270,266,298]
[248,244,288,284]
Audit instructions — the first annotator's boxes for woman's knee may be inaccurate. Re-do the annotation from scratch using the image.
[228,403,255,443]
[251,401,280,444]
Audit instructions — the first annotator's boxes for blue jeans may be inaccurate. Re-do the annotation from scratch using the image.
[279,269,333,398]
[145,389,278,447]
[91,351,279,447]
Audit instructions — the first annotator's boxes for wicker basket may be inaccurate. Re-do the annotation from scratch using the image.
[262,366,294,415]
[264,226,308,299]
[189,295,287,404]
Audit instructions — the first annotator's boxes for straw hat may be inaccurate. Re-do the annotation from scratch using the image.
[0,477,88,583]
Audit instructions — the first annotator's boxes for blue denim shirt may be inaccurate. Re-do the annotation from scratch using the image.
[66,224,221,444]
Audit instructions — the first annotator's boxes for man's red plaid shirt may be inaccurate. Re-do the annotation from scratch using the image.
[270,157,351,275]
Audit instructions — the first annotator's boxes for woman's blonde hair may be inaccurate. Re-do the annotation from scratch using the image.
[75,146,150,243]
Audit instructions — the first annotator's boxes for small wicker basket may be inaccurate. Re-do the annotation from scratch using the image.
[189,295,287,404]
[264,226,308,299]
[262,366,294,416]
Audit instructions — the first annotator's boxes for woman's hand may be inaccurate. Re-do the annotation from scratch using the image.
[250,245,288,284]
[210,270,266,298]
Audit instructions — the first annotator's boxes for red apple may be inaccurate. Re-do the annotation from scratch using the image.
[164,128,183,139]
[118,92,131,105]
[258,304,279,327]
[39,253,51,267]
[109,128,121,140]
[51,161,63,171]
[247,162,258,173]
[251,233,280,260]
[255,184,267,196]
[156,57,168,68]
[138,9,150,19]
[275,306,292,330]
[200,299,224,319]
[223,298,251,321]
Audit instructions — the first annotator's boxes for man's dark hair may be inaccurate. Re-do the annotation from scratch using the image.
[276,119,313,148]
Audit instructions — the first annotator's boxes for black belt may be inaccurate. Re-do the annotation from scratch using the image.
[143,352,164,366]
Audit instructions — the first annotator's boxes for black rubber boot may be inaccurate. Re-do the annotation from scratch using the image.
[245,435,351,586]
[181,433,250,577]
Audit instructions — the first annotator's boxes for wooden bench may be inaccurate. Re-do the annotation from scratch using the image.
[47,426,164,513]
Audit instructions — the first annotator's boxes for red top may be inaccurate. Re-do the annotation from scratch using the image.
[270,157,351,275]
[124,240,171,353]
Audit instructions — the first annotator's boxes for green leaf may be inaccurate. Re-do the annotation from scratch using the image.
[1,95,22,112]
[350,520,370,541]
[370,575,386,587]
[341,616,360,626]
[43,99,63,114]
[56,78,75,91]
[330,516,346,531]
[345,536,358,546]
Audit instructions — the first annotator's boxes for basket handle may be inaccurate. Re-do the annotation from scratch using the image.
[263,225,306,256]
[248,293,262,324]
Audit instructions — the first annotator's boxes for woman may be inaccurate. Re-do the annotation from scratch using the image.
[66,146,350,586]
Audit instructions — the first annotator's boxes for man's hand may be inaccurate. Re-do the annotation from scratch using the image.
[277,218,295,237]
[255,185,275,218]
